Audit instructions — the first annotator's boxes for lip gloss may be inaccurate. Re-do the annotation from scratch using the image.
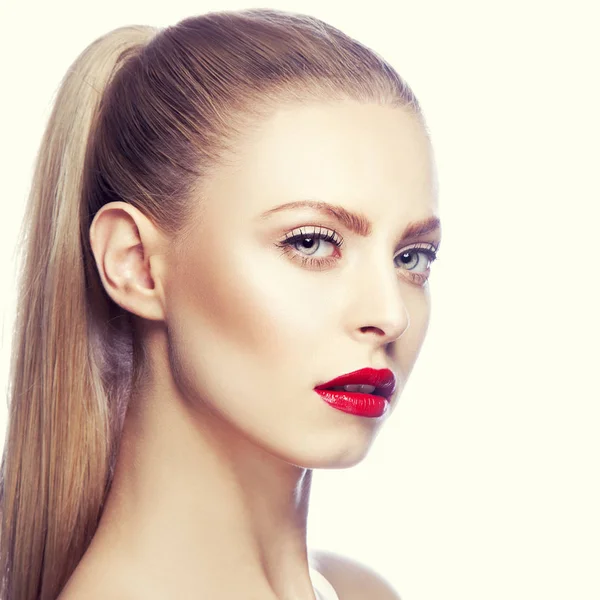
[314,389,389,418]
[313,367,396,418]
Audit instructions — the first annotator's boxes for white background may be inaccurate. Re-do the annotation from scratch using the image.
[1,1,599,599]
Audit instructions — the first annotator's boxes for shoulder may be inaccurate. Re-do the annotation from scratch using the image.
[309,549,402,600]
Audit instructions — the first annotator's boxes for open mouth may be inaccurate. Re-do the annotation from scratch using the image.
[314,383,392,418]
[314,367,397,409]
[327,384,382,396]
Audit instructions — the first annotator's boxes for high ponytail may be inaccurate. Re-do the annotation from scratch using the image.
[0,9,420,599]
[0,26,157,600]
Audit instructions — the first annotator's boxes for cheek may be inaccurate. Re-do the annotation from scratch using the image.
[167,253,269,360]
[165,233,328,371]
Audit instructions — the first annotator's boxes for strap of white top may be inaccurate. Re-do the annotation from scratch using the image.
[309,566,340,600]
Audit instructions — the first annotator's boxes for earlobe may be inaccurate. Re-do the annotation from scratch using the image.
[89,202,168,322]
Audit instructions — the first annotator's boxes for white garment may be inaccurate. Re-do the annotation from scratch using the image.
[309,566,340,600]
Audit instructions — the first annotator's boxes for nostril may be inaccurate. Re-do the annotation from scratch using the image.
[359,326,386,335]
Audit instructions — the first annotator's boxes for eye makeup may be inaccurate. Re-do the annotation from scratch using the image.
[275,225,342,270]
[275,224,439,284]
[394,242,439,285]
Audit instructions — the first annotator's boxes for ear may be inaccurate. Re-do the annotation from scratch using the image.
[89,202,170,321]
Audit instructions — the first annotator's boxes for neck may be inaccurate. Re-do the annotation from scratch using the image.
[85,373,319,599]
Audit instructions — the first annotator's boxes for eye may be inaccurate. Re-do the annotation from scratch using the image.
[276,226,343,263]
[394,243,438,273]
[276,227,439,281]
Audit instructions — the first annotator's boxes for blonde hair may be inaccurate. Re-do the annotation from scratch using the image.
[0,9,421,599]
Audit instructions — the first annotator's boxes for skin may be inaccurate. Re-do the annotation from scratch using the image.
[60,99,440,600]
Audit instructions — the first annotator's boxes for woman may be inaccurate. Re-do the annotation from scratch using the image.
[0,8,441,600]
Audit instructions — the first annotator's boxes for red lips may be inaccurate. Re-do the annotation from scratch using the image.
[314,367,397,401]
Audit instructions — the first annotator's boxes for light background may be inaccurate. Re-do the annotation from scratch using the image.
[1,1,599,599]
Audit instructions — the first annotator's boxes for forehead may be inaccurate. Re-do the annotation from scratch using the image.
[204,100,437,220]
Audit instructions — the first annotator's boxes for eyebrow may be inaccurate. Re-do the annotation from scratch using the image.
[259,199,441,240]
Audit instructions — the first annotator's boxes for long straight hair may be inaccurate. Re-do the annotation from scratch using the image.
[0,9,421,599]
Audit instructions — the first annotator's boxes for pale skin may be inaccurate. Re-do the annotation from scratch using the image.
[59,99,440,599]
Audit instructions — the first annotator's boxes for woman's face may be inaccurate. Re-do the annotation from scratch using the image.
[163,99,440,468]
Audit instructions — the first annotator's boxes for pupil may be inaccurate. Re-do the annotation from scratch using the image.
[301,238,314,248]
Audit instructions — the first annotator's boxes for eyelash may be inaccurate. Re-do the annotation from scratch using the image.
[275,225,439,285]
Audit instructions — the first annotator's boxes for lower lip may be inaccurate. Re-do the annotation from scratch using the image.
[314,389,389,418]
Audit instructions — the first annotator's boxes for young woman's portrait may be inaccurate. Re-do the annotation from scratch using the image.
[0,1,598,599]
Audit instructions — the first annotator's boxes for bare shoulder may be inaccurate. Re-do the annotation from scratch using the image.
[309,549,402,600]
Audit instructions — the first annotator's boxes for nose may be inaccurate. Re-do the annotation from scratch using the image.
[346,261,410,346]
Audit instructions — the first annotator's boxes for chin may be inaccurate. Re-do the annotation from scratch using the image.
[273,429,379,470]
[305,449,371,470]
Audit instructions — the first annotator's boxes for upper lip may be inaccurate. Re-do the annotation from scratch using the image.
[315,367,397,400]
